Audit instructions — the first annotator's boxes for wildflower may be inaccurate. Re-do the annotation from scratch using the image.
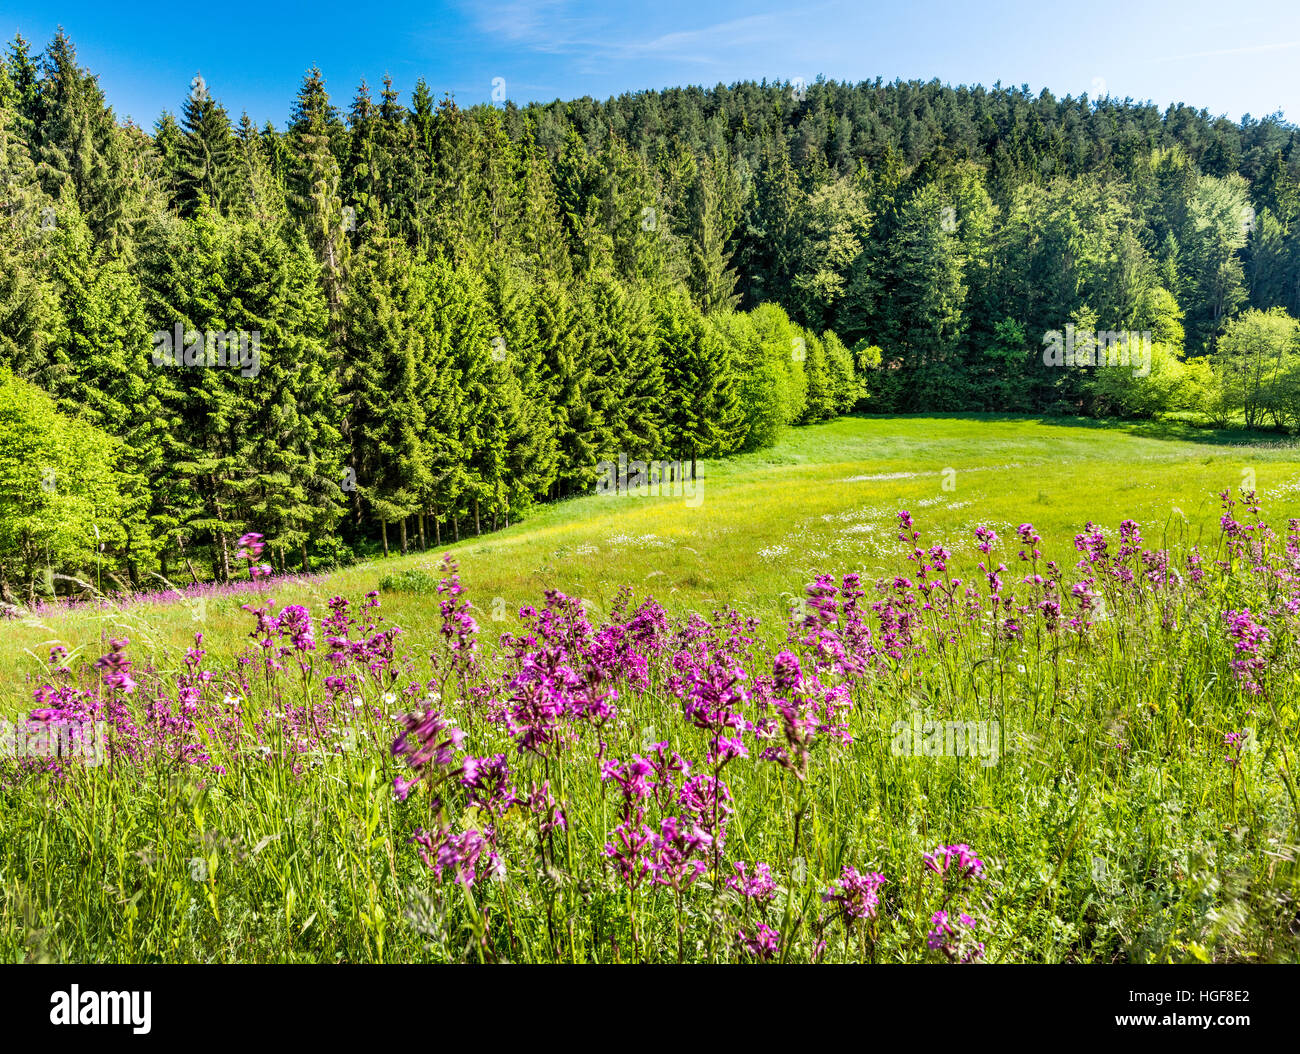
[460,753,518,816]
[737,923,780,960]
[822,865,885,922]
[527,780,567,836]
[728,861,778,903]
[94,638,136,695]
[277,604,315,652]
[923,843,985,881]
[601,756,655,802]
[412,827,503,887]
[236,532,265,560]
[1224,731,1249,768]
[391,707,466,801]
[1223,609,1270,694]
[927,910,985,963]
[650,816,710,891]
[603,818,655,889]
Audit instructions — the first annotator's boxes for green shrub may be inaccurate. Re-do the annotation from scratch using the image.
[378,568,439,594]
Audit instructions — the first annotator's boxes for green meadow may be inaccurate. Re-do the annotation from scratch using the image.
[4,413,1298,698]
[4,413,1300,964]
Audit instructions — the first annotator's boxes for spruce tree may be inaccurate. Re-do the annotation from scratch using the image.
[342,218,426,555]
[287,67,349,329]
[177,74,237,215]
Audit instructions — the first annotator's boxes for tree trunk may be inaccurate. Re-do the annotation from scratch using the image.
[453,516,459,542]
[474,499,481,536]
[400,517,408,556]
[381,520,389,558]
[418,512,427,551]
[178,536,201,586]
[301,542,309,571]
[435,513,441,547]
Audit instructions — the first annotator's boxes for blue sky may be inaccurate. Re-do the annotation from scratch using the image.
[2,0,1298,129]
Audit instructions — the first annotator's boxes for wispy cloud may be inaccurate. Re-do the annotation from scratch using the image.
[1157,39,1300,62]
[462,1,836,69]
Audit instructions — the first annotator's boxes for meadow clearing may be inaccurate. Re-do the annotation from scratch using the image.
[2,413,1300,963]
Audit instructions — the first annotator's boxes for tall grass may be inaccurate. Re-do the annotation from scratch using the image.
[1,489,1297,963]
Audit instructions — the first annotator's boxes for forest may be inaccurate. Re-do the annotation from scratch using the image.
[2,29,1299,600]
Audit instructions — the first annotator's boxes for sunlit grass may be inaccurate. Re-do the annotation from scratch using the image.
[5,413,1296,702]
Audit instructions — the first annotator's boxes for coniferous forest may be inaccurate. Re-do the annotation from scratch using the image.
[3,29,1300,600]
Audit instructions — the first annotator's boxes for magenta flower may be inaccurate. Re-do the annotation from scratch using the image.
[923,843,985,881]
[236,532,266,561]
[927,910,985,962]
[650,815,710,891]
[737,923,780,960]
[728,861,778,903]
[412,826,503,887]
[277,604,316,652]
[391,707,466,801]
[1223,609,1270,694]
[822,865,885,922]
[94,638,136,695]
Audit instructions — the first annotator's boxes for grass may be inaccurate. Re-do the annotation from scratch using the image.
[4,413,1298,696]
[2,413,1299,963]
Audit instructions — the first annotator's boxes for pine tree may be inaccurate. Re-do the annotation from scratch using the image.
[177,74,237,215]
[287,67,349,330]
[482,262,559,518]
[31,30,139,255]
[228,217,345,568]
[656,289,743,476]
[584,268,664,462]
[152,111,185,203]
[0,94,62,383]
[232,113,286,224]
[516,134,573,284]
[343,80,376,229]
[535,278,607,496]
[879,181,968,410]
[342,218,426,556]
[135,204,241,579]
[680,150,742,314]
[374,75,422,245]
[45,196,163,582]
[4,35,41,146]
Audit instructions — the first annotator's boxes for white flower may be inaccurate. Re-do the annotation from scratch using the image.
[351,696,364,709]
[382,692,397,706]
